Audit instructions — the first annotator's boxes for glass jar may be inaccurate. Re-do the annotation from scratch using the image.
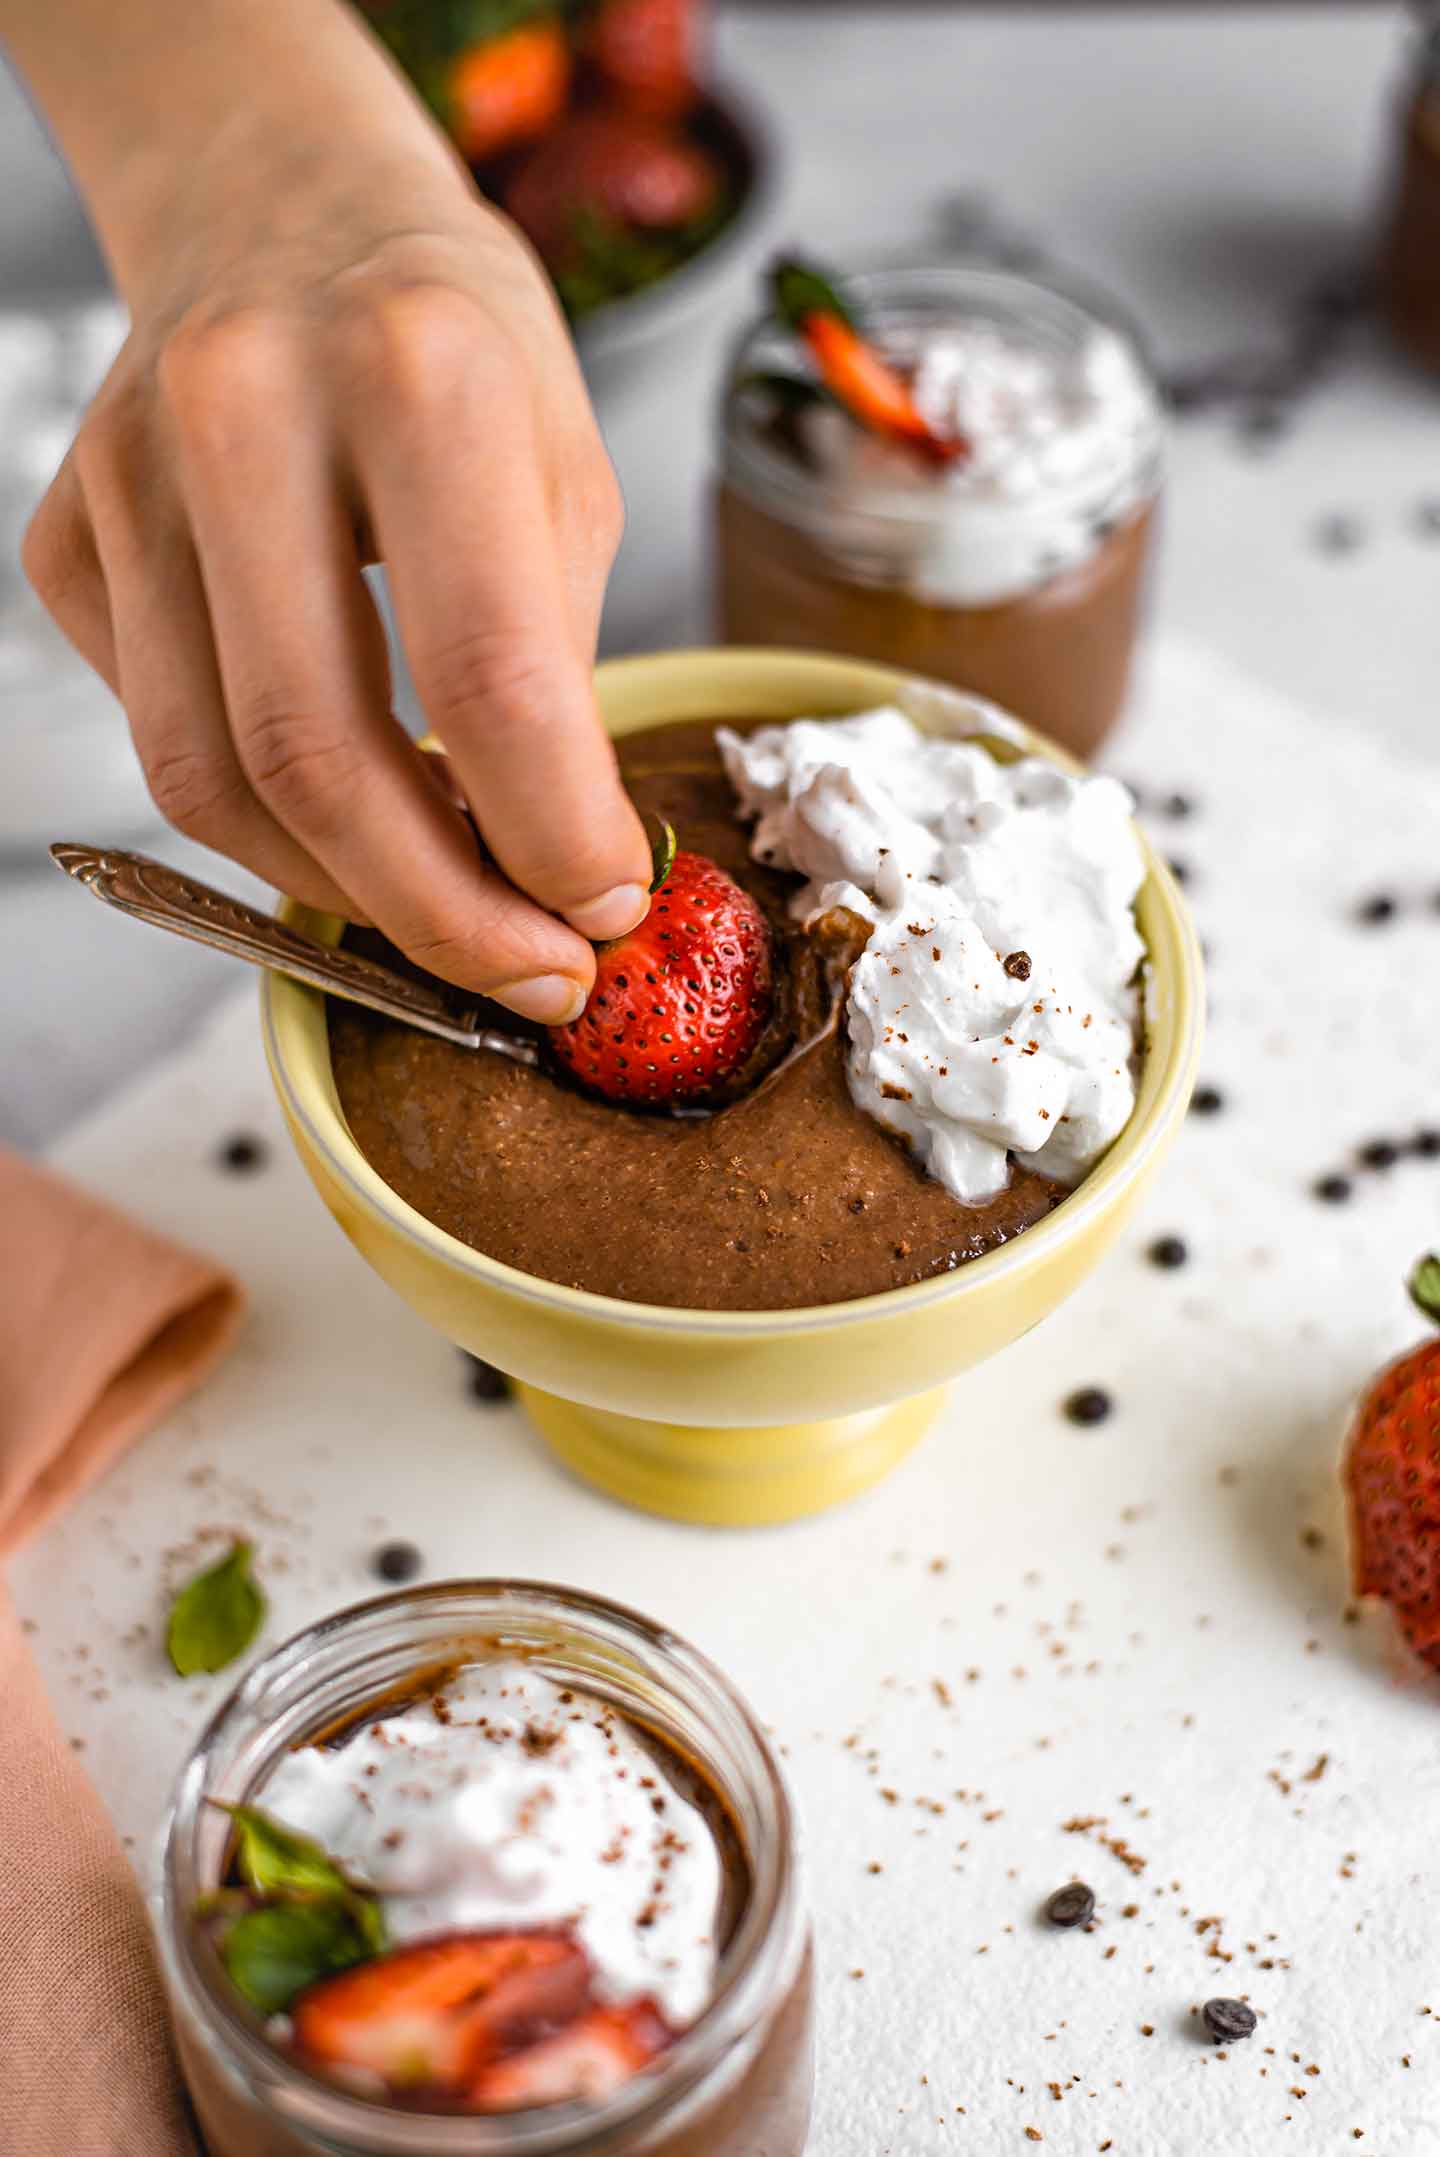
[155,1582,812,2157]
[1380,3,1440,373]
[714,264,1165,761]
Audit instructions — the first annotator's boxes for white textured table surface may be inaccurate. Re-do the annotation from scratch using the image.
[13,635,1440,2154]
[2,3,1438,1149]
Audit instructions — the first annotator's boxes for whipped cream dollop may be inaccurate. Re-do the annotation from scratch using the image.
[259,1660,723,2027]
[718,707,1145,1205]
[799,318,1161,606]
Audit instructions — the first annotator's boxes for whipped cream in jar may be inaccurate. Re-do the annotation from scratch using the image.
[715,264,1165,759]
[156,1582,811,2157]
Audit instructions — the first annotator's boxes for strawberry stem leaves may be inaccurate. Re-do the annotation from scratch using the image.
[771,253,859,334]
[647,816,677,893]
[1408,1253,1440,1328]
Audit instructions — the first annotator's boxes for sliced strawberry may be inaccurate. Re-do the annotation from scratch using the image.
[770,253,966,465]
[503,111,721,266]
[1344,1254,1440,1670]
[590,0,700,118]
[293,1931,589,2094]
[447,18,572,165]
[547,848,775,1106]
[470,1999,674,2112]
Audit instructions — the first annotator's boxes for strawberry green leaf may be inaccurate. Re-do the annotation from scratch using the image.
[167,1542,265,1677]
[647,817,677,894]
[1408,1253,1440,1328]
[771,254,859,335]
[219,1898,375,2016]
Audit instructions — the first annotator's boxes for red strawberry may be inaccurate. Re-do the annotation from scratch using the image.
[446,18,572,165]
[548,849,774,1106]
[503,111,721,264]
[1343,1254,1440,1670]
[292,1931,590,2093]
[470,1999,673,2111]
[590,0,699,117]
[771,255,966,465]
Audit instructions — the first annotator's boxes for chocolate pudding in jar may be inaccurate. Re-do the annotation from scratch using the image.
[156,1583,812,2157]
[1380,3,1440,374]
[715,264,1165,761]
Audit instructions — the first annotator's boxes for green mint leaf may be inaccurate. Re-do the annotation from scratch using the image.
[771,255,859,335]
[167,1542,265,1677]
[1408,1253,1440,1328]
[647,817,678,894]
[219,1899,374,2016]
[222,1804,356,1900]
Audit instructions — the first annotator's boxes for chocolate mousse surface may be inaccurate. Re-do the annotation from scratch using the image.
[328,719,1069,1312]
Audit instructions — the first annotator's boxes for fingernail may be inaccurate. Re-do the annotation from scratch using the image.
[490,974,589,1026]
[563,883,650,942]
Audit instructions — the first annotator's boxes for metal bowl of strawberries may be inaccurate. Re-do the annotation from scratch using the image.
[358,0,777,365]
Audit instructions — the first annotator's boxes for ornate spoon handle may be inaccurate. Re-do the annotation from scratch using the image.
[49,841,540,1063]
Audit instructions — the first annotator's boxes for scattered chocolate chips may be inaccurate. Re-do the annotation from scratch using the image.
[1191,1086,1225,1117]
[372,1541,423,1584]
[1355,893,1397,926]
[1165,857,1191,886]
[1314,512,1364,557]
[1314,1174,1353,1205]
[1043,1881,1096,1929]
[1064,1387,1113,1428]
[216,1133,267,1174]
[1162,793,1195,820]
[463,1354,511,1403]
[1359,1139,1400,1171]
[1413,1129,1440,1159]
[1203,1997,1258,2044]
[1003,951,1033,981]
[1148,1236,1189,1270]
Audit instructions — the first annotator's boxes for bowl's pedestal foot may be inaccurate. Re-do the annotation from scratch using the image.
[514,1385,946,1526]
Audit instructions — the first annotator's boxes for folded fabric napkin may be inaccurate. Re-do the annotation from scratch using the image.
[0,1147,243,2157]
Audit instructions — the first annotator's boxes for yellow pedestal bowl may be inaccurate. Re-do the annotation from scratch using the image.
[262,650,1204,1528]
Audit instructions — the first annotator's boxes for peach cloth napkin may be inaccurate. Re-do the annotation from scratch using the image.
[0,1146,244,2156]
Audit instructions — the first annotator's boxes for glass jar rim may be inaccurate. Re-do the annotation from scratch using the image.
[718,257,1165,535]
[157,1579,803,2156]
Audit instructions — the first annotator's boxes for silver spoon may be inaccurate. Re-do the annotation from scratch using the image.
[49,841,540,1063]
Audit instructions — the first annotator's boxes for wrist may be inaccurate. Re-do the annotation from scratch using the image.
[1,0,461,304]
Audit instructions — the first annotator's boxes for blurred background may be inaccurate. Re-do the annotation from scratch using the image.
[1,1,1436,1143]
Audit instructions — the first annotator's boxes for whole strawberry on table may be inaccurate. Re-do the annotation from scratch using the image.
[1343,1253,1440,1674]
[357,0,732,320]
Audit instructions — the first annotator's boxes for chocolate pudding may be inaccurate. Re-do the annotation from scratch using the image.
[1380,13,1440,374]
[329,718,1070,1312]
[714,265,1164,761]
[162,1587,814,2157]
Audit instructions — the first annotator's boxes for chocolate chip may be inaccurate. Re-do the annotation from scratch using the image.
[463,1355,511,1403]
[1003,951,1033,981]
[1148,1236,1188,1270]
[1203,1997,1258,2044]
[1412,1129,1440,1159]
[1238,404,1288,448]
[1043,1881,1096,1929]
[1191,1086,1224,1116]
[372,1541,422,1584]
[1359,1139,1400,1170]
[1314,1174,1353,1204]
[1314,512,1364,557]
[1356,893,1397,925]
[1166,857,1191,886]
[1162,793,1195,820]
[1064,1387,1112,1427]
[216,1133,267,1174]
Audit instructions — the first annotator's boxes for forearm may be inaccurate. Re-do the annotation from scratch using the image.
[0,0,460,302]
